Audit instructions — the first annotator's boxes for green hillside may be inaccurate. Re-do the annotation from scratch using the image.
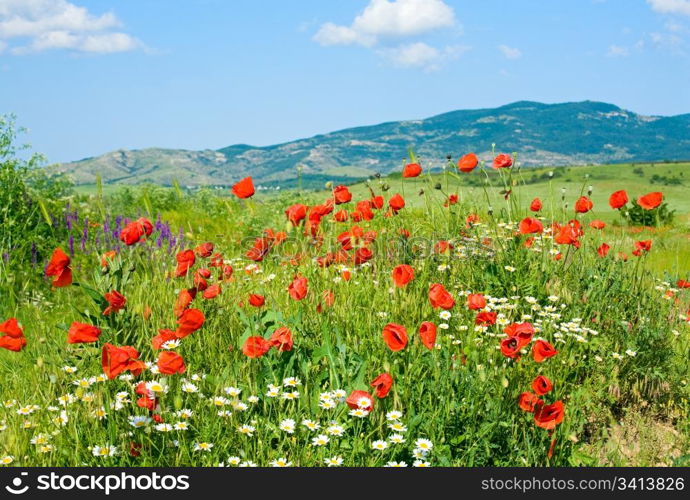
[58,101,690,187]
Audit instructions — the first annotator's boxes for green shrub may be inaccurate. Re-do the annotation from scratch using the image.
[0,115,72,278]
[623,200,675,227]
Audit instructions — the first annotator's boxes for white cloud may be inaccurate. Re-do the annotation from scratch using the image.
[313,0,456,46]
[0,0,141,54]
[378,42,469,71]
[649,30,685,47]
[647,0,690,16]
[313,23,376,47]
[607,44,630,56]
[498,44,522,59]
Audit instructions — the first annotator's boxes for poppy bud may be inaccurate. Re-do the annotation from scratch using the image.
[434,183,442,190]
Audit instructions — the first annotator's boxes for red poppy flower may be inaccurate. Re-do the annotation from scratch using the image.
[193,272,208,291]
[175,249,196,277]
[534,400,565,429]
[232,176,255,198]
[382,323,408,351]
[0,317,26,352]
[370,195,384,209]
[139,217,153,236]
[458,153,478,173]
[129,442,142,457]
[530,198,543,212]
[194,242,214,258]
[475,311,497,325]
[0,318,23,338]
[334,209,349,222]
[532,375,553,395]
[0,335,26,352]
[466,293,486,310]
[609,190,628,210]
[246,237,272,261]
[388,194,405,212]
[392,264,414,287]
[322,289,335,307]
[500,336,529,358]
[677,279,690,289]
[174,288,196,317]
[202,284,221,299]
[67,322,102,344]
[101,343,144,379]
[597,243,611,258]
[222,264,234,279]
[466,213,480,227]
[353,247,373,265]
[519,217,543,234]
[554,224,581,247]
[518,392,541,412]
[428,283,455,309]
[504,322,535,342]
[120,218,152,246]
[532,339,558,362]
[135,382,157,411]
[242,336,271,358]
[589,219,605,230]
[100,250,117,268]
[269,327,293,352]
[175,308,205,338]
[632,239,652,257]
[248,294,265,307]
[492,153,513,169]
[103,290,126,316]
[345,390,374,410]
[45,248,72,287]
[444,193,459,207]
[288,275,308,300]
[333,185,352,204]
[434,240,453,254]
[637,191,662,210]
[419,321,437,350]
[157,351,186,375]
[403,162,422,178]
[370,373,393,398]
[357,200,375,221]
[285,204,308,225]
[574,196,593,214]
[152,329,177,350]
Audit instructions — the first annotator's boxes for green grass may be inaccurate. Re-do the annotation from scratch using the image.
[1,160,689,467]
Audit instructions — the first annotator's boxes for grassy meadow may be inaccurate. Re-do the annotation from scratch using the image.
[1,138,689,467]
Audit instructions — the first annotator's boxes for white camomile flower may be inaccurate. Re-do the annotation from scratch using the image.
[371,440,388,451]
[91,445,117,458]
[193,442,214,452]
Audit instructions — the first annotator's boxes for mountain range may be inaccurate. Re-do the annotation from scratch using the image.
[57,100,690,188]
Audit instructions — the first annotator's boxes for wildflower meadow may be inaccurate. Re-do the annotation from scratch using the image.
[1,118,689,468]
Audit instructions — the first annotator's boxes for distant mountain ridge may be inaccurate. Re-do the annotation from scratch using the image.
[58,101,690,187]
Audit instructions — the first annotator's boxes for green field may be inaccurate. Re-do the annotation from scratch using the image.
[2,149,690,467]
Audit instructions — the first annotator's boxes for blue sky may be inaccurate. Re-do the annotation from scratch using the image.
[1,0,690,163]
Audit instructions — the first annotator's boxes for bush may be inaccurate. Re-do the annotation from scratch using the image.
[0,115,72,278]
[623,200,675,227]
